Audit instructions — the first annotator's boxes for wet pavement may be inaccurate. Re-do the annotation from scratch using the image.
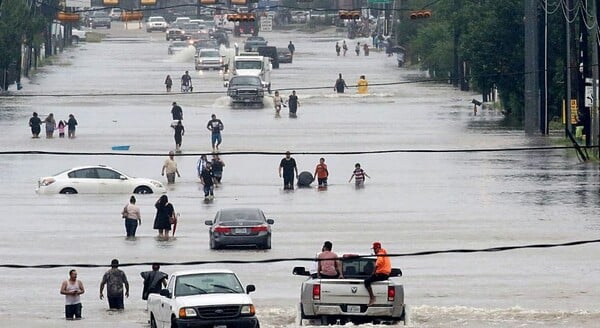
[1,22,600,327]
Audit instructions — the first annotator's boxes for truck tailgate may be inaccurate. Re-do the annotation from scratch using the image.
[318,279,390,304]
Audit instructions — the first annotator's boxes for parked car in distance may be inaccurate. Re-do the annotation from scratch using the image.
[109,8,122,21]
[257,46,279,69]
[71,28,87,43]
[36,165,166,195]
[148,269,259,328]
[89,11,111,29]
[168,41,190,55]
[205,208,274,249]
[277,47,293,63]
[195,48,223,70]
[146,16,168,32]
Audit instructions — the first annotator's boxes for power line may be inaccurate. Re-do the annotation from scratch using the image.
[2,238,599,269]
[0,145,596,157]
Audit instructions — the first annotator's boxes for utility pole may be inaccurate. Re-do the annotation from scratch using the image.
[578,8,591,146]
[565,0,572,138]
[524,0,540,134]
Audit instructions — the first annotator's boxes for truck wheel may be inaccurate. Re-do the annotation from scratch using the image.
[171,316,179,328]
[150,314,158,328]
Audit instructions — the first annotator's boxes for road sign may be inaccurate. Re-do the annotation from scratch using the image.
[260,15,273,32]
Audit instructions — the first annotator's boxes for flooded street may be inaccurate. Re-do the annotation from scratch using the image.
[1,22,600,327]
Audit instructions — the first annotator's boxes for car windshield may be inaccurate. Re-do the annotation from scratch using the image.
[149,17,165,22]
[182,23,200,31]
[229,76,261,86]
[175,273,244,297]
[217,208,265,225]
[235,61,262,70]
[200,50,219,57]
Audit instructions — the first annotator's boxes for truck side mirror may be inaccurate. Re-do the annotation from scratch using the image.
[390,268,402,277]
[246,284,256,294]
[293,266,310,276]
[204,220,213,225]
[266,219,274,224]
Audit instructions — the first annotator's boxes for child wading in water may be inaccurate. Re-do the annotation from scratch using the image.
[58,120,66,138]
[273,90,285,115]
[349,163,370,188]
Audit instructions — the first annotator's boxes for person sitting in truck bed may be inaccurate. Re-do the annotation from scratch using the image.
[317,241,344,279]
[364,241,391,305]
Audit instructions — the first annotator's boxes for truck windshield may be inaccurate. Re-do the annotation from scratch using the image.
[175,273,244,297]
[235,61,262,70]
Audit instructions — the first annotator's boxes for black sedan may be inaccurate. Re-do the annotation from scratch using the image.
[205,208,274,250]
[277,47,293,64]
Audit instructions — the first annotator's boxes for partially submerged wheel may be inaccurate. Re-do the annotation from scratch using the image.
[134,186,152,194]
[60,188,77,194]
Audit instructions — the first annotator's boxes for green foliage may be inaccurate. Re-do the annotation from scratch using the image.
[0,0,57,69]
[0,0,30,69]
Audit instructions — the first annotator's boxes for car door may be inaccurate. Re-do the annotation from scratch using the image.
[159,277,177,326]
[96,168,130,193]
[68,168,99,193]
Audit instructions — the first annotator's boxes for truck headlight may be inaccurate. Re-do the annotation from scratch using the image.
[240,304,255,315]
[179,307,197,318]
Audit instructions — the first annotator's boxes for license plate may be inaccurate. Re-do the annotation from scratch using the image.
[234,228,247,234]
[347,305,361,313]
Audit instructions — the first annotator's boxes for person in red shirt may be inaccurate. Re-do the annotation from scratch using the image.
[313,157,329,188]
[364,242,391,305]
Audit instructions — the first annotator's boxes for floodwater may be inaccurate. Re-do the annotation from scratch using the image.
[1,22,600,327]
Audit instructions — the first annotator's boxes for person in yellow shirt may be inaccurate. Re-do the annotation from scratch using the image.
[364,241,391,305]
[357,75,368,94]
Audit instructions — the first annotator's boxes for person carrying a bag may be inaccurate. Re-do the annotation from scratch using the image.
[122,196,141,239]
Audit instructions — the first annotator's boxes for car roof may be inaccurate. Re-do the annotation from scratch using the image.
[173,269,235,277]
[218,207,263,214]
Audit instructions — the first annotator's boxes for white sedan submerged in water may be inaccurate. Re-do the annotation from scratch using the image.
[36,165,166,194]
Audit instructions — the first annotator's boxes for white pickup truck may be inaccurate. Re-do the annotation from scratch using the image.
[293,254,406,325]
[148,269,259,328]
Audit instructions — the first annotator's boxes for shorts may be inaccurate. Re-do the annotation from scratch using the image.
[65,303,82,319]
[317,178,328,186]
[211,133,222,145]
[355,179,364,188]
[364,273,389,288]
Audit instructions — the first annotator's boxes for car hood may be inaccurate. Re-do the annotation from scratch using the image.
[175,293,253,307]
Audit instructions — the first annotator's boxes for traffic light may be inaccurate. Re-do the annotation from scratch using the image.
[103,0,119,5]
[199,0,217,4]
[410,10,432,19]
[339,10,360,20]
[227,13,255,22]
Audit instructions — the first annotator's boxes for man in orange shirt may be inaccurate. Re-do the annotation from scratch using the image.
[364,241,391,305]
[313,157,329,188]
